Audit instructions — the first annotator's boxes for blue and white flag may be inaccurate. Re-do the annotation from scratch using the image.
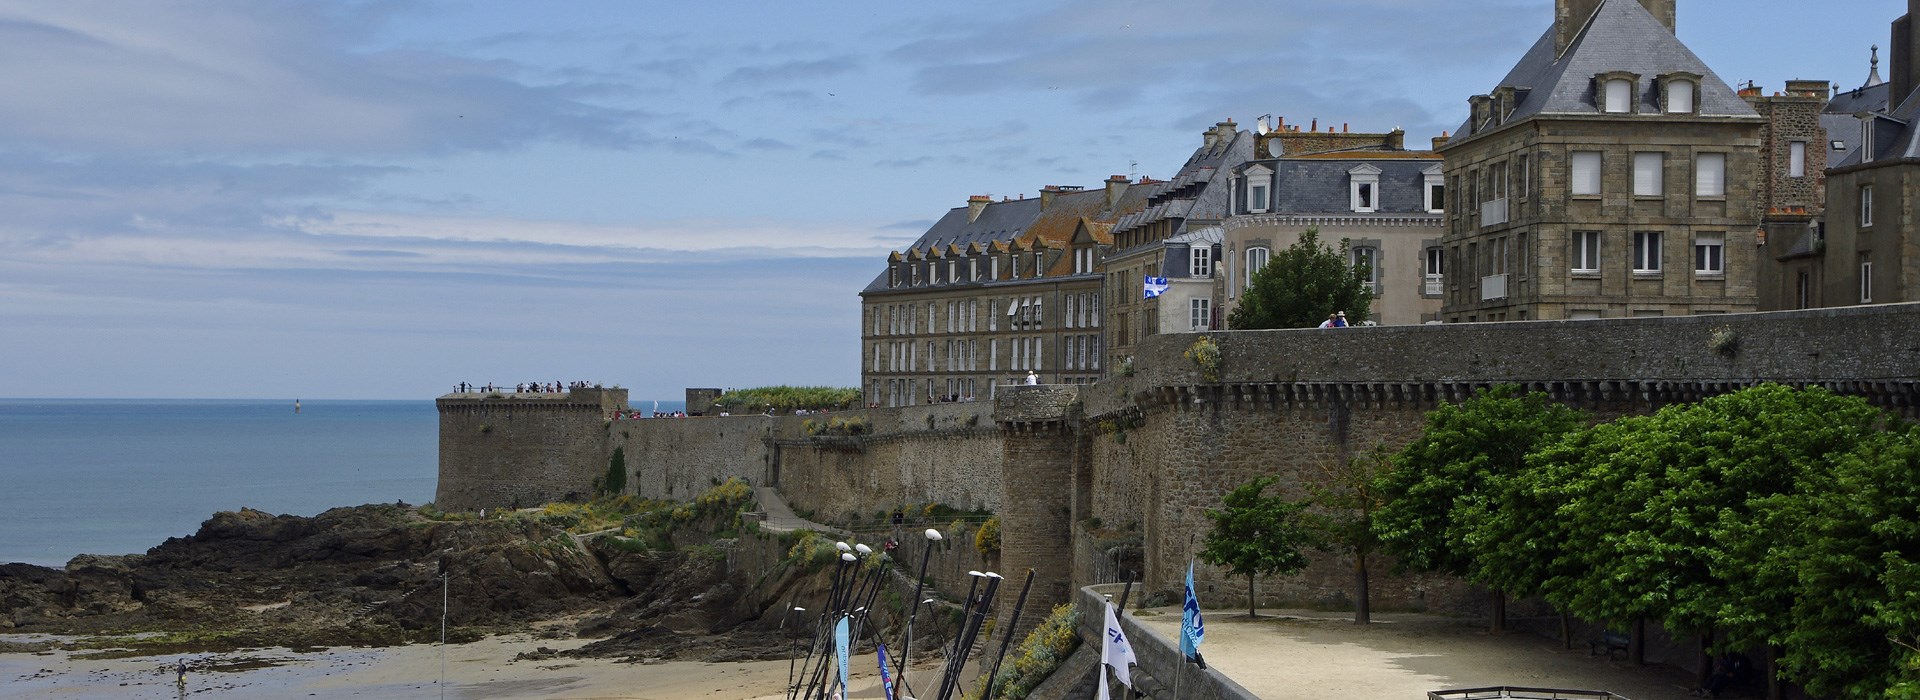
[1181,562,1206,661]
[1143,275,1169,299]
[834,616,851,696]
[876,643,896,700]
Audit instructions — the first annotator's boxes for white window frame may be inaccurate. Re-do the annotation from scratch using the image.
[1190,298,1211,331]
[1351,246,1380,289]
[1572,152,1602,195]
[1349,165,1381,213]
[1573,231,1601,273]
[1694,233,1724,275]
[1862,185,1875,227]
[1633,231,1663,273]
[1862,256,1875,303]
[1788,141,1806,178]
[1696,153,1726,197]
[1190,247,1213,278]
[1245,246,1270,288]
[1633,152,1663,197]
[1424,167,1445,213]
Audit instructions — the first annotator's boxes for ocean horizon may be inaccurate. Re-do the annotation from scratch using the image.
[0,397,685,568]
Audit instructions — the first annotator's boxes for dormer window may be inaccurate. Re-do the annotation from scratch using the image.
[1663,76,1696,114]
[1596,72,1640,114]
[1348,164,1381,213]
[1423,163,1444,213]
[1245,165,1272,213]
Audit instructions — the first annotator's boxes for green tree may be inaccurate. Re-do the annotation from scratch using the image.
[1228,229,1373,330]
[1199,475,1318,618]
[1307,446,1395,624]
[1371,385,1586,631]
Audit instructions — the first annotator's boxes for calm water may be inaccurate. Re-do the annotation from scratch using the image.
[0,399,439,567]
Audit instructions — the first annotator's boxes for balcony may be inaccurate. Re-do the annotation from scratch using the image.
[1424,275,1444,296]
[1480,197,1509,227]
[1481,273,1508,301]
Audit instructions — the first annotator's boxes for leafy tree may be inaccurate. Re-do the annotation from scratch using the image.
[1371,385,1586,631]
[1199,475,1318,618]
[1307,446,1395,624]
[1228,229,1374,330]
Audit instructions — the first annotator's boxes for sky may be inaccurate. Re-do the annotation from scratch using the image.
[0,0,1906,400]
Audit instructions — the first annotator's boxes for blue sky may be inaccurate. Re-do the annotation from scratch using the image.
[0,0,1904,400]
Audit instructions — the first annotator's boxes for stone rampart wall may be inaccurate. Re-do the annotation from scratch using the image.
[770,404,1003,520]
[435,392,622,511]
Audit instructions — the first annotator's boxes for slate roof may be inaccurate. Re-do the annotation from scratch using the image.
[1110,128,1256,244]
[1244,156,1441,215]
[1831,84,1920,169]
[1451,0,1755,145]
[861,183,1154,294]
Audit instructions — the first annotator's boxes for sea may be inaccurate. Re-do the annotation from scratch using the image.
[0,397,685,568]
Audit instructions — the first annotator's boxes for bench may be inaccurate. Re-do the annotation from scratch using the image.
[1588,631,1629,660]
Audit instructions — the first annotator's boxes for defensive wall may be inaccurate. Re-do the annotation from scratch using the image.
[438,303,1920,638]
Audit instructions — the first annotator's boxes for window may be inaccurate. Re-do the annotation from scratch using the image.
[1694,233,1724,275]
[1666,79,1695,113]
[1249,181,1270,212]
[1789,141,1807,178]
[1862,185,1875,227]
[1572,152,1602,195]
[1351,246,1379,289]
[1349,165,1381,213]
[1573,231,1601,273]
[1696,153,1726,197]
[1633,231,1663,273]
[1426,247,1444,277]
[1861,254,1874,303]
[1604,78,1633,113]
[1633,152,1663,196]
[1065,295,1076,329]
[1858,253,1873,303]
[1425,175,1445,212]
[1245,247,1270,288]
[947,260,957,284]
[1516,154,1530,200]
[1191,247,1213,277]
[1190,298,1211,331]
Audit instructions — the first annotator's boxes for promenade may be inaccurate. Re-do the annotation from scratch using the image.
[1131,607,1707,700]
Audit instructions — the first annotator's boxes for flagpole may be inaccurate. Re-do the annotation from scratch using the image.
[896,528,943,686]
[979,569,1034,700]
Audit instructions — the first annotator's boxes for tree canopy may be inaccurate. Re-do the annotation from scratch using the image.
[1227,229,1374,330]
[1199,475,1318,617]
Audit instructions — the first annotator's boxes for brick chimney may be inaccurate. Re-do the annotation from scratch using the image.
[1892,0,1920,104]
[968,195,991,223]
[1040,185,1061,210]
[1105,175,1130,210]
[1556,0,1675,56]
[1433,132,1451,151]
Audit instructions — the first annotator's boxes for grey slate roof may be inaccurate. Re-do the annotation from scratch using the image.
[1451,0,1755,144]
[1111,128,1256,243]
[859,198,1042,294]
[1249,158,1440,215]
[1831,84,1920,169]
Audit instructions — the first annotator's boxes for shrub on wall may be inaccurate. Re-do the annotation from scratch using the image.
[972,603,1081,700]
[1185,336,1222,383]
[975,517,1001,556]
[597,447,627,497]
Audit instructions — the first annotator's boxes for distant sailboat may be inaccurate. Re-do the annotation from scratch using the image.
[294,399,302,414]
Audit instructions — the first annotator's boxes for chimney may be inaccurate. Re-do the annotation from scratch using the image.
[1433,132,1451,151]
[1040,185,1060,210]
[1785,79,1831,99]
[1893,1,1920,103]
[967,195,990,223]
[1105,175,1130,210]
[1556,0,1675,56]
[1386,129,1406,150]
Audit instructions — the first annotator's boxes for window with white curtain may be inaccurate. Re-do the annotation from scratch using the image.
[1696,153,1726,197]
[1633,152,1663,196]
[1572,152,1602,195]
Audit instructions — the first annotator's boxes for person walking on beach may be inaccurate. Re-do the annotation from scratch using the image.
[176,658,187,684]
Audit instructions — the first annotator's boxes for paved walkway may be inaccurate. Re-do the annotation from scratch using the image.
[1132,608,1708,700]
[751,486,849,536]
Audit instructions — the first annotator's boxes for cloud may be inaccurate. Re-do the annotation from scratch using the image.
[0,1,637,157]
[719,56,859,88]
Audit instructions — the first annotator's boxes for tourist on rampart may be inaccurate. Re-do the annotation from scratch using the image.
[1026,371,1039,385]
[1319,313,1338,328]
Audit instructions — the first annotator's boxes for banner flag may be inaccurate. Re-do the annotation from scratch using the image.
[876,643,896,700]
[1143,275,1169,299]
[835,616,851,696]
[1181,561,1206,661]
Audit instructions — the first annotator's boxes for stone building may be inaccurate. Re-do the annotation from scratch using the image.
[1747,77,1837,311]
[859,180,1149,406]
[1813,1,1920,309]
[1437,0,1763,322]
[1220,121,1447,326]
[1102,120,1254,367]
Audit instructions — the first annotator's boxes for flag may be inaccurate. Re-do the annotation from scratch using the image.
[1096,600,1138,700]
[835,616,851,697]
[1143,275,1169,299]
[1181,562,1206,662]
[876,643,896,700]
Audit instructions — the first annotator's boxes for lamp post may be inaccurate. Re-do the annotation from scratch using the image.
[784,605,806,698]
[896,528,943,684]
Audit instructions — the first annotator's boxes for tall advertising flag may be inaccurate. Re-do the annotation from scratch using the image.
[876,643,897,700]
[1181,562,1206,662]
[834,615,851,697]
[1096,600,1137,700]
